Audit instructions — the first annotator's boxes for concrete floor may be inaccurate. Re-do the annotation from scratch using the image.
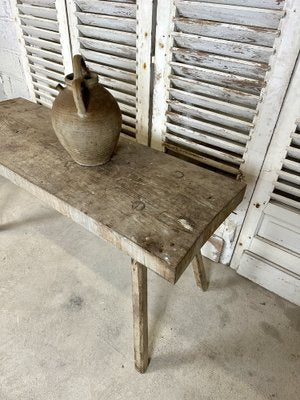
[0,175,299,400]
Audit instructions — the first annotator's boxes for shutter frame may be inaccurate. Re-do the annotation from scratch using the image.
[231,51,300,270]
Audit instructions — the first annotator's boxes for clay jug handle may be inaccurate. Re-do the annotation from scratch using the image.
[72,78,86,118]
[72,55,90,117]
[73,54,89,80]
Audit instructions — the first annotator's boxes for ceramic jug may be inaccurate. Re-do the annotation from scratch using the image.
[51,55,122,166]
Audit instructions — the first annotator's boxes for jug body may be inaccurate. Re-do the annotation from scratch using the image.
[51,55,122,166]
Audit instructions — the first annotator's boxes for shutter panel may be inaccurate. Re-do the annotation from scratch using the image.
[151,0,285,176]
[15,0,72,108]
[66,0,153,144]
[271,122,300,210]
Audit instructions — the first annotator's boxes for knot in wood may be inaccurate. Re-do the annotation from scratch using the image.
[173,170,184,178]
[132,200,145,211]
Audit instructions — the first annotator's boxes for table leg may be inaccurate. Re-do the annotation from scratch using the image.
[131,259,149,373]
[191,252,209,291]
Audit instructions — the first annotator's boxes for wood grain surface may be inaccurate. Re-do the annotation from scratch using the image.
[0,98,246,283]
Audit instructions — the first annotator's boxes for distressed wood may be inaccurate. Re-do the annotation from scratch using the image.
[0,99,246,284]
[229,0,300,267]
[75,12,136,33]
[191,253,208,291]
[174,17,279,47]
[151,0,176,150]
[172,32,274,64]
[17,4,57,20]
[131,259,148,373]
[170,76,259,108]
[75,0,136,18]
[136,0,153,146]
[175,1,284,29]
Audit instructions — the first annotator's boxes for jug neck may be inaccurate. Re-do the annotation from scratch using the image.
[65,72,98,89]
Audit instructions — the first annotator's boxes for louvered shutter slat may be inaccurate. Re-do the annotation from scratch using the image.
[19,15,59,31]
[76,12,136,32]
[17,4,57,20]
[175,1,284,29]
[174,18,279,47]
[169,88,256,120]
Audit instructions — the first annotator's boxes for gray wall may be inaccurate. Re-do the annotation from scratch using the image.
[0,0,29,100]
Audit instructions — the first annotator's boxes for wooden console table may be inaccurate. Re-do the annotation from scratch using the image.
[0,99,246,372]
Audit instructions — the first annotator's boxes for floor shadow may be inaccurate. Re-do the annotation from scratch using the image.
[0,212,56,231]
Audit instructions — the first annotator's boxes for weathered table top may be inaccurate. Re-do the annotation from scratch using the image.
[0,98,246,283]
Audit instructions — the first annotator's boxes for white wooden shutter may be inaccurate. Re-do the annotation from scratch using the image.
[66,0,152,144]
[231,56,300,305]
[151,0,285,176]
[151,0,300,264]
[271,122,300,210]
[15,0,72,108]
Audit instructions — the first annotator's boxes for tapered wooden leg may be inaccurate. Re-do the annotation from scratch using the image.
[131,259,149,373]
[191,253,209,291]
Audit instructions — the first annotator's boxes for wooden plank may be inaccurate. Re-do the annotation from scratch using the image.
[270,193,300,210]
[33,81,58,96]
[86,61,136,84]
[151,0,177,150]
[238,252,300,306]
[131,260,148,373]
[164,141,240,175]
[278,170,300,186]
[170,76,259,108]
[274,181,300,198]
[80,49,136,72]
[78,25,136,46]
[174,17,279,47]
[172,32,274,63]
[19,14,59,31]
[24,36,62,52]
[21,25,60,42]
[108,88,136,106]
[171,62,264,95]
[191,253,209,291]
[136,0,153,146]
[17,4,57,19]
[25,45,62,62]
[99,76,136,96]
[172,47,269,80]
[176,1,284,29]
[250,237,300,277]
[0,99,246,283]
[28,55,64,72]
[20,0,56,7]
[166,123,246,155]
[29,64,64,82]
[75,0,136,18]
[76,12,136,32]
[167,111,250,144]
[79,37,136,60]
[189,0,285,10]
[169,88,256,120]
[34,89,54,102]
[165,132,244,165]
[31,73,60,88]
[168,100,253,133]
